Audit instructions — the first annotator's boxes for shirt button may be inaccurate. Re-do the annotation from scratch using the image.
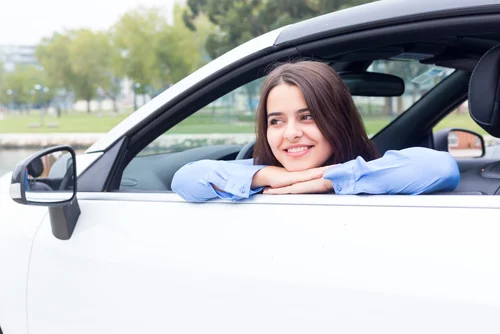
[240,187,245,194]
[336,185,342,192]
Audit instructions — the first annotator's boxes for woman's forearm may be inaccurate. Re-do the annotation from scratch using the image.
[172,159,267,202]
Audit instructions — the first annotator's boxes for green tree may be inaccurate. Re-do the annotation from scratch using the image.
[100,35,123,113]
[68,29,113,113]
[0,60,4,105]
[111,5,212,108]
[183,0,376,59]
[156,4,213,86]
[111,6,169,102]
[0,65,53,111]
[36,32,76,110]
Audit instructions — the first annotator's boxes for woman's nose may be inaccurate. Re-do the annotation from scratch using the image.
[283,122,303,141]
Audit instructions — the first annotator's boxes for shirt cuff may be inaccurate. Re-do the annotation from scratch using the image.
[208,163,266,200]
[323,159,359,194]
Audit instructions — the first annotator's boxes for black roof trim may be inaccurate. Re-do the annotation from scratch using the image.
[276,0,500,47]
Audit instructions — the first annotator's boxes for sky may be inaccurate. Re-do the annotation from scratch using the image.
[0,0,178,45]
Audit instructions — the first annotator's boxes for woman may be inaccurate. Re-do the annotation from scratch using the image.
[171,61,460,202]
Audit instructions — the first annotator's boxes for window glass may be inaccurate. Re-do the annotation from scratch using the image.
[434,100,486,135]
[354,59,455,136]
[434,100,497,158]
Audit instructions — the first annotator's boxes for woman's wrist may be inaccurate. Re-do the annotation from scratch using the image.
[251,166,271,189]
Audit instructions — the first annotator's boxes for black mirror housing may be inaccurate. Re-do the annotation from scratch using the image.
[10,146,77,207]
[9,145,80,240]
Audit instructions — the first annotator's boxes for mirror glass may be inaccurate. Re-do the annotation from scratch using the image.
[448,130,484,159]
[24,149,75,203]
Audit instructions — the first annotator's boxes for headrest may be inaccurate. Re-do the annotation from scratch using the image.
[27,158,44,177]
[469,44,500,137]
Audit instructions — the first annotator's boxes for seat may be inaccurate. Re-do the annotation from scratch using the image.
[454,44,500,195]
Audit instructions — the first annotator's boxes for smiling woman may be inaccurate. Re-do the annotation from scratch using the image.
[253,61,379,171]
[170,61,460,202]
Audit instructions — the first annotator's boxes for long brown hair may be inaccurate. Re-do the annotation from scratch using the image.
[253,61,380,167]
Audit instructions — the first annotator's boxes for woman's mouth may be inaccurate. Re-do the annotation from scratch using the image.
[284,146,313,157]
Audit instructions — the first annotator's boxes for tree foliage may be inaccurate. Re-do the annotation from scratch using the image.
[4,1,377,112]
[68,29,114,112]
[183,0,377,59]
[0,65,53,109]
[36,32,76,94]
[111,4,212,98]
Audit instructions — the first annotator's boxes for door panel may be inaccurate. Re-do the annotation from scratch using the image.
[27,196,500,334]
[456,157,497,172]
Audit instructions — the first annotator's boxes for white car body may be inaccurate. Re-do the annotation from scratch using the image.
[2,0,500,333]
[2,180,500,333]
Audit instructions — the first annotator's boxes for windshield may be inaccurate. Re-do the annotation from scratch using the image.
[352,59,455,136]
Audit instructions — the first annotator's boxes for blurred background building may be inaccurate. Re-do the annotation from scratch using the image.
[0,45,39,72]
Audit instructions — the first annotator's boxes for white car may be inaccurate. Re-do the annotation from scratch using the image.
[2,0,500,333]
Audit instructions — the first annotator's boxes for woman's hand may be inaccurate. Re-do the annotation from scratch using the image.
[251,165,331,189]
[263,177,334,195]
[252,164,336,190]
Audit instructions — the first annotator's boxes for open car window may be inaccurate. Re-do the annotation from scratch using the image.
[137,77,265,158]
[120,59,455,192]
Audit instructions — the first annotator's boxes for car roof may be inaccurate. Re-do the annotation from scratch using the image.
[276,0,500,46]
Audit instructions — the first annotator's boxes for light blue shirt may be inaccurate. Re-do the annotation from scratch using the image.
[171,147,460,202]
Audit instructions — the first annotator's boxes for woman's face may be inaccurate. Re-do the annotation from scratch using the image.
[266,83,333,171]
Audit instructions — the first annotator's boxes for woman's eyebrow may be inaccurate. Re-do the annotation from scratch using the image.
[267,108,310,118]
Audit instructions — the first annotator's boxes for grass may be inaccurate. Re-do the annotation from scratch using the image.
[434,112,487,135]
[0,112,129,133]
[0,110,486,136]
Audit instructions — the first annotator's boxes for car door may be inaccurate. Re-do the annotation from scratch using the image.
[26,81,500,334]
[20,21,500,330]
[26,193,500,334]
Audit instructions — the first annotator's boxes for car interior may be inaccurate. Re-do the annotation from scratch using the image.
[76,15,500,196]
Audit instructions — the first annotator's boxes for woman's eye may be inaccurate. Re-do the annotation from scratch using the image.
[269,119,283,125]
[301,114,313,121]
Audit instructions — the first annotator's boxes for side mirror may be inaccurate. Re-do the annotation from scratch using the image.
[9,146,80,240]
[434,128,485,159]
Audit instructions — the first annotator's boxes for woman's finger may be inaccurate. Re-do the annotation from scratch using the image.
[265,180,316,194]
[291,168,324,184]
[263,184,295,194]
[265,178,333,195]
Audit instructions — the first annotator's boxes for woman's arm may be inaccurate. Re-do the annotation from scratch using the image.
[171,159,266,202]
[171,159,330,202]
[323,147,460,195]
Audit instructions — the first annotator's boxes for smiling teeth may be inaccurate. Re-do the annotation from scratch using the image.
[287,146,309,153]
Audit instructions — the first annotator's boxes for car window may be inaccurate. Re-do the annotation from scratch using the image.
[433,100,498,159]
[137,77,264,157]
[434,100,484,135]
[120,60,455,191]
[119,78,265,192]
[138,60,455,157]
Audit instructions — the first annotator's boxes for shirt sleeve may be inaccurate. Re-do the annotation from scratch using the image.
[323,147,460,195]
[171,159,267,202]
